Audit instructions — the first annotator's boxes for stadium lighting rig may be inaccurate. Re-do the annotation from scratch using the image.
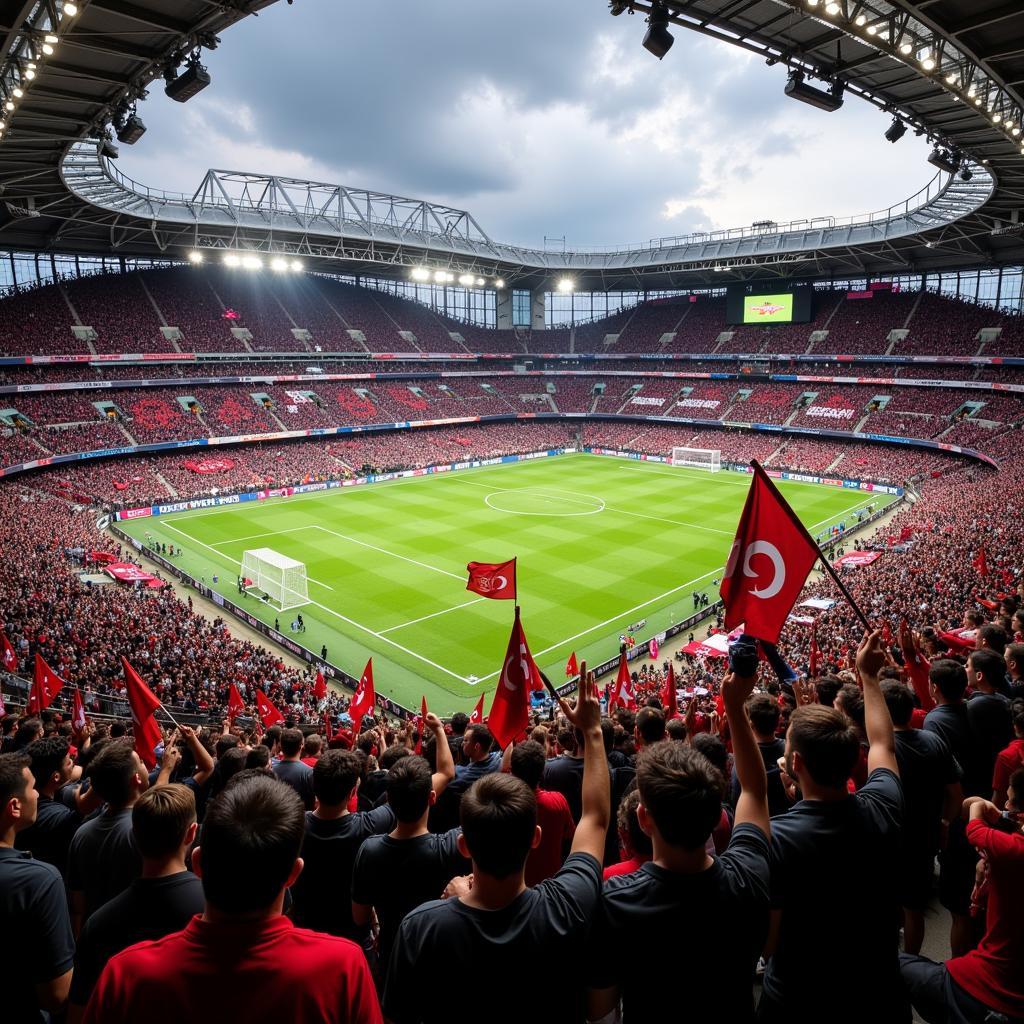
[409,267,502,288]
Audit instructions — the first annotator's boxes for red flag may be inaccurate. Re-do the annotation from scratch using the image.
[972,547,989,577]
[663,663,678,720]
[0,631,17,673]
[29,653,65,715]
[121,657,164,770]
[313,670,327,701]
[466,558,517,600]
[227,683,245,722]
[349,659,375,726]
[72,687,87,732]
[650,635,659,661]
[415,696,427,755]
[719,461,821,644]
[487,607,538,748]
[610,653,636,711]
[254,688,284,729]
[565,651,578,678]
[881,619,894,646]
[809,623,821,677]
[469,693,485,725]
[323,709,334,742]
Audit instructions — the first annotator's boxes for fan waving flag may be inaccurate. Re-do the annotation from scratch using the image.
[72,687,88,732]
[254,688,284,729]
[972,547,989,577]
[610,653,636,711]
[469,692,485,725]
[719,461,822,644]
[349,659,375,726]
[662,663,678,720]
[121,657,164,770]
[227,683,245,722]
[0,631,17,673]
[487,607,538,749]
[313,670,327,702]
[415,696,428,755]
[466,558,517,601]
[29,653,65,715]
[565,651,578,678]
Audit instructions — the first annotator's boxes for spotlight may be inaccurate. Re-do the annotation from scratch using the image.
[785,70,845,112]
[920,54,935,71]
[642,2,674,60]
[410,267,430,282]
[223,254,240,267]
[44,34,58,44]
[824,1,840,14]
[188,251,204,264]
[290,260,302,272]
[62,2,78,15]
[165,56,211,103]
[885,118,907,143]
[41,43,54,55]
[24,69,35,80]
[241,256,262,270]
[494,279,505,289]
[458,273,475,286]
[928,147,961,174]
[12,88,23,98]
[556,277,575,293]
[271,257,289,272]
[475,277,485,286]
[4,101,13,111]
[959,167,973,182]
[116,113,147,144]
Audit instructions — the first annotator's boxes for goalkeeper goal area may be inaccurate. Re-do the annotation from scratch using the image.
[240,548,310,611]
[671,446,721,472]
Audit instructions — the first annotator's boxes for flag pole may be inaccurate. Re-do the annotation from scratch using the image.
[750,460,873,634]
[158,700,182,729]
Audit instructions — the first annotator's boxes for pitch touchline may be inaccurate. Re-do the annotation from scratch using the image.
[158,522,471,684]
[379,597,487,634]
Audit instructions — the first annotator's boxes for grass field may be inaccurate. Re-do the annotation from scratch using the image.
[117,453,897,714]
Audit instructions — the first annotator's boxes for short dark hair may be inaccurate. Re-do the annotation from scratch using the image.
[746,694,780,736]
[245,745,271,771]
[385,755,433,822]
[465,723,493,751]
[25,737,69,788]
[302,733,322,757]
[208,746,249,798]
[460,773,536,878]
[636,742,724,849]
[978,623,1008,655]
[930,659,968,702]
[1007,643,1024,671]
[380,744,411,771]
[691,732,728,776]
[313,749,362,806]
[881,680,914,727]
[617,787,652,859]
[787,705,860,789]
[837,684,866,730]
[635,707,666,745]
[215,735,239,760]
[13,718,43,750]
[0,752,31,806]
[279,728,303,758]
[449,712,469,735]
[264,725,283,748]
[132,784,196,859]
[815,676,843,707]
[509,740,546,790]
[89,740,142,807]
[666,718,687,741]
[198,775,304,913]
[970,649,1007,690]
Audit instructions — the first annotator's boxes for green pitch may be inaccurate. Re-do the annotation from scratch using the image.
[117,453,896,715]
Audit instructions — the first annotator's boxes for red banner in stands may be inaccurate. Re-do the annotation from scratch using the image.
[833,551,882,568]
[182,457,237,474]
[104,563,163,587]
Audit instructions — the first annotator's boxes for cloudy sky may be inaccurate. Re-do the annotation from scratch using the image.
[118,0,934,248]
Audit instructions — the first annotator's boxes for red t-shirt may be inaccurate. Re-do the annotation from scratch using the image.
[524,788,575,887]
[993,738,1024,806]
[946,821,1024,1018]
[82,914,382,1024]
[603,853,651,880]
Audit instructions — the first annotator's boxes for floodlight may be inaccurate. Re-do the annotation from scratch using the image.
[241,255,262,270]
[63,2,78,15]
[785,70,844,112]
[824,2,839,14]
[188,251,204,264]
[411,267,430,282]
[223,254,240,267]
[5,101,14,111]
[494,279,505,289]
[116,113,146,144]
[25,69,35,80]
[458,273,475,286]
[290,260,302,272]
[475,277,485,286]
[885,118,907,143]
[557,277,575,293]
[44,34,58,44]
[271,257,289,272]
[920,55,935,71]
[928,147,961,174]
[42,44,54,55]
[165,58,211,103]
[13,88,23,98]
[642,3,673,60]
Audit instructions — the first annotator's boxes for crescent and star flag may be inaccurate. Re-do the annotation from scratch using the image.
[415,696,428,755]
[972,547,989,577]
[0,631,17,673]
[649,635,659,661]
[29,653,65,715]
[255,688,284,729]
[227,683,245,722]
[121,657,164,770]
[466,558,517,601]
[313,670,327,702]
[663,663,678,720]
[719,461,821,644]
[470,693,485,725]
[565,651,579,678]
[610,653,636,711]
[72,687,87,732]
[349,659,375,725]
[487,606,539,749]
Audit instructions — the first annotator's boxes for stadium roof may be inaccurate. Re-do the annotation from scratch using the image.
[0,0,1023,291]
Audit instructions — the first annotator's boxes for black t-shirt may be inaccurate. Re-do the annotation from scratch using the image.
[730,739,788,817]
[924,702,986,796]
[290,806,396,939]
[351,828,469,967]
[384,853,602,1024]
[15,795,79,875]
[0,847,75,1024]
[70,871,204,1006]
[765,768,904,1023]
[966,691,1013,784]
[357,770,388,813]
[542,754,586,821]
[67,807,142,920]
[894,729,960,856]
[271,759,315,809]
[593,824,770,1022]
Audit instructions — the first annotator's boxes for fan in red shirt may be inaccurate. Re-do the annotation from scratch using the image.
[82,774,381,1024]
[992,704,1024,809]
[604,789,653,879]
[506,741,575,886]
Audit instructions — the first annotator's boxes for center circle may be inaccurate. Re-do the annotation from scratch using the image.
[483,488,606,517]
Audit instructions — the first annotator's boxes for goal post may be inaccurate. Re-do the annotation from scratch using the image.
[240,548,310,611]
[671,446,721,472]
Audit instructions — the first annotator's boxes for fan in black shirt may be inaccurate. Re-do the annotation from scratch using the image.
[16,736,79,875]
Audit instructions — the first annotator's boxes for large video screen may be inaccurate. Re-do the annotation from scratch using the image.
[726,285,812,325]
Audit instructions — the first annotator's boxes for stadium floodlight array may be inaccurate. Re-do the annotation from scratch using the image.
[671,447,722,472]
[240,548,310,611]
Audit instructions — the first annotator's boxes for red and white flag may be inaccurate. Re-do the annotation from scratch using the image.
[720,461,821,644]
[469,692,485,725]
[972,547,989,577]
[121,657,164,770]
[29,653,65,715]
[72,686,87,732]
[487,607,538,748]
[227,683,245,722]
[565,651,579,678]
[663,663,678,720]
[313,670,327,702]
[649,635,660,661]
[415,696,428,755]
[349,659,375,725]
[466,558,517,601]
[0,631,17,673]
[254,688,284,729]
[323,709,334,742]
[610,653,636,711]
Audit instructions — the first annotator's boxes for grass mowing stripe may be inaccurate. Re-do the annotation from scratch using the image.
[379,597,488,634]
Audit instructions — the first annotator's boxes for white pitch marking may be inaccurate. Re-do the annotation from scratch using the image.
[309,525,465,581]
[379,597,487,634]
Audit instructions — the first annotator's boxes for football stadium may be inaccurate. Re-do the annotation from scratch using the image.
[1,2,1023,1022]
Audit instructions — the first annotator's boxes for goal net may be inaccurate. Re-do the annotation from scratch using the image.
[240,548,310,611]
[671,447,721,472]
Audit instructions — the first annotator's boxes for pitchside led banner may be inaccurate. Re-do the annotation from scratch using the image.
[743,293,794,324]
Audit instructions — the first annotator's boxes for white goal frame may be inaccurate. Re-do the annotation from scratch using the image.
[671,446,721,472]
[240,548,310,611]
